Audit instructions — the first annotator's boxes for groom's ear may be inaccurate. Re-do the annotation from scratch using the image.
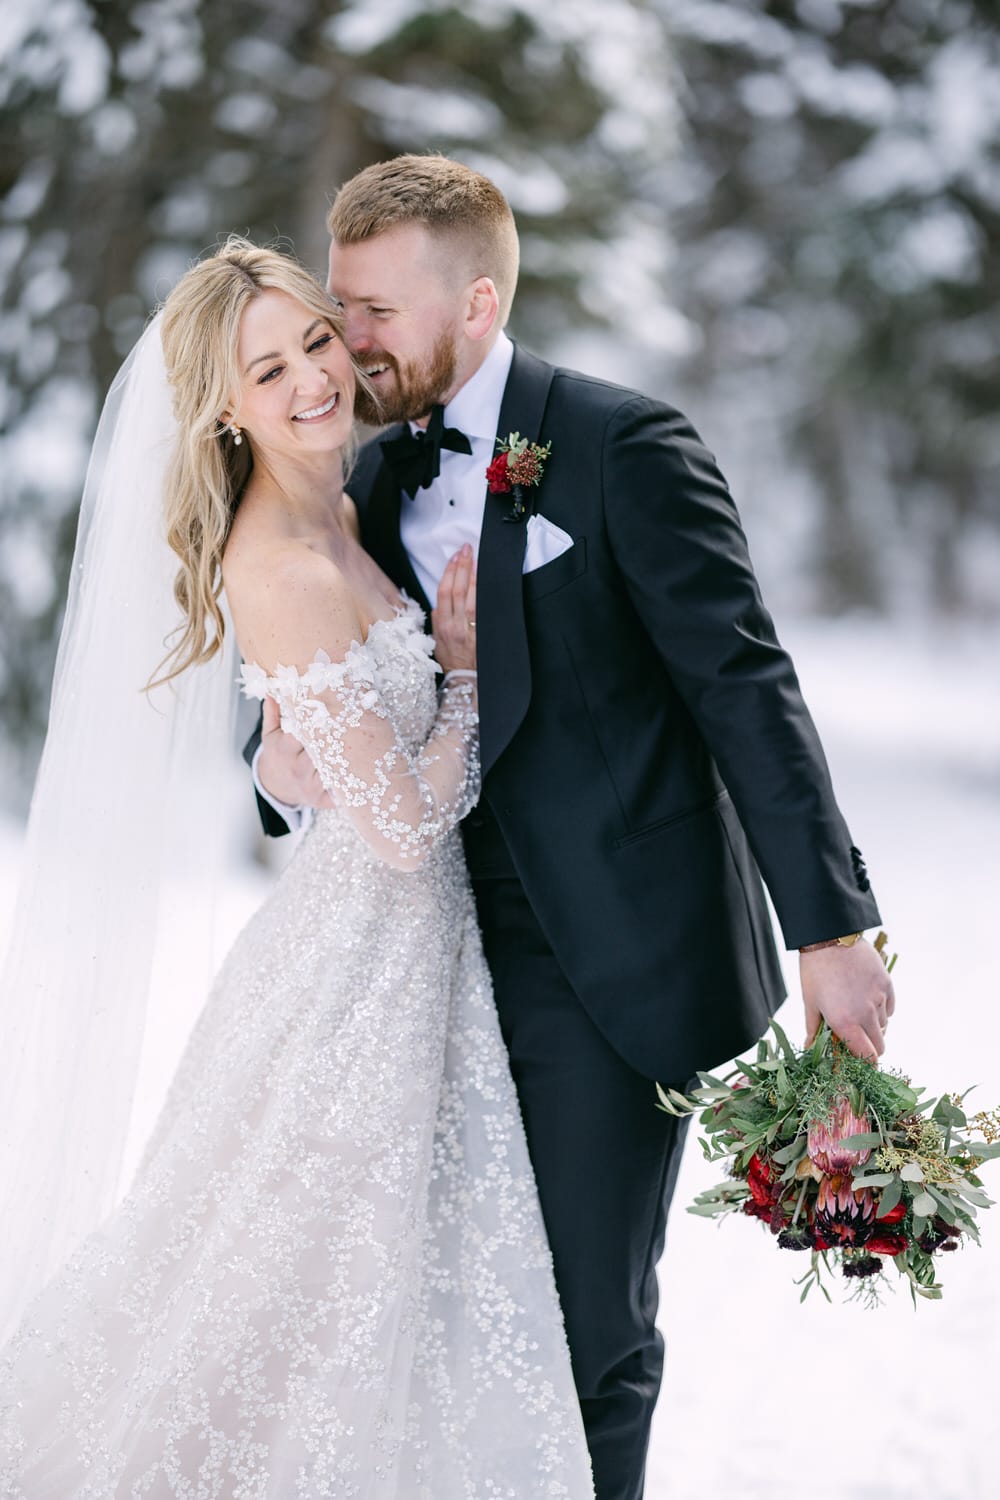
[464,276,500,343]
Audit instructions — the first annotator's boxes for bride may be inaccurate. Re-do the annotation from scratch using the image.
[0,239,593,1497]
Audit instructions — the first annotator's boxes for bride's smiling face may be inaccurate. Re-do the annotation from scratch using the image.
[230,289,355,461]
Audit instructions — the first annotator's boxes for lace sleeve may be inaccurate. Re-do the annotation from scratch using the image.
[241,649,480,871]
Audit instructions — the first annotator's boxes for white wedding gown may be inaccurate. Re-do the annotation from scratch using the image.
[0,598,593,1499]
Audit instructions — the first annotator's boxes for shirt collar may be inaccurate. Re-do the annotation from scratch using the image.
[437,331,514,443]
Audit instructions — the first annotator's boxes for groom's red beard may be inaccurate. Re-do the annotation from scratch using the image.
[352,331,458,427]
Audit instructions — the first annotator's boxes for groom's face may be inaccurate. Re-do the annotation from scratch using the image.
[327,223,463,426]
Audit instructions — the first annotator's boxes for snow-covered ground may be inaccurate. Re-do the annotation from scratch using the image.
[1,615,998,1497]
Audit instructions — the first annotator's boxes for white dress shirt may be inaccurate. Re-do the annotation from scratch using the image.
[399,332,514,607]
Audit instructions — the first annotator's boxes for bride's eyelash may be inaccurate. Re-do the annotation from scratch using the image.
[258,334,333,383]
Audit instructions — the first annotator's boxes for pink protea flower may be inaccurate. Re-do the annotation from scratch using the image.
[814,1176,878,1244]
[821,1176,875,1224]
[807,1097,873,1173]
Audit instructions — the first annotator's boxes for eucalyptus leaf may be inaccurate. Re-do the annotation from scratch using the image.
[967,1142,1000,1161]
[932,1097,967,1128]
[882,1076,919,1110]
[957,1187,992,1208]
[837,1132,883,1150]
[911,1191,937,1217]
[926,1188,962,1226]
[877,1178,903,1217]
[900,1161,925,1182]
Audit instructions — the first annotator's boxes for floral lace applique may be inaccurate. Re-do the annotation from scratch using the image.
[241,605,480,871]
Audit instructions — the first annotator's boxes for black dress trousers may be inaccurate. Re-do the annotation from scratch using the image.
[466,806,689,1500]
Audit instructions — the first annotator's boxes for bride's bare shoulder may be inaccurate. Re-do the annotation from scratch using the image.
[223,538,363,672]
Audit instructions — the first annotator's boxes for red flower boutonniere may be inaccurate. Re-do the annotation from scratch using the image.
[486,431,552,522]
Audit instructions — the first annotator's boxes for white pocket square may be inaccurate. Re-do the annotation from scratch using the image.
[523,515,574,574]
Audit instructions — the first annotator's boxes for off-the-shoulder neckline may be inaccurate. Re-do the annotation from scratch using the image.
[239,592,429,696]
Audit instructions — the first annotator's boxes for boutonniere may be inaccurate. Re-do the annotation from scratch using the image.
[486,431,552,522]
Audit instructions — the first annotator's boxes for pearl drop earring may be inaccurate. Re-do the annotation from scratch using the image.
[229,422,243,446]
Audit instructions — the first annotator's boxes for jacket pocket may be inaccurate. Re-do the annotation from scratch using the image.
[522,536,588,602]
[613,789,730,850]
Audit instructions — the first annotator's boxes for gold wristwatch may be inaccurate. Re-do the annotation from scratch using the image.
[799,932,863,953]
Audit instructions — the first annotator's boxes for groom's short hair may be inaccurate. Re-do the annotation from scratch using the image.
[327,154,520,324]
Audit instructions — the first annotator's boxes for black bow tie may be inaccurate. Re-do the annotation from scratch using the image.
[380,404,473,498]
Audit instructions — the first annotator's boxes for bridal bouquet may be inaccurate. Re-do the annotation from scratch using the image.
[658,1014,1000,1305]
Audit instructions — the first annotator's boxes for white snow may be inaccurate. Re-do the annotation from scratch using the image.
[1,616,998,1496]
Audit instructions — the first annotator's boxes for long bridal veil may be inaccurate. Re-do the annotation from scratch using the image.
[0,317,240,1347]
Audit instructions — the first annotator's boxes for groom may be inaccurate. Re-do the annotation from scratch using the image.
[251,155,893,1499]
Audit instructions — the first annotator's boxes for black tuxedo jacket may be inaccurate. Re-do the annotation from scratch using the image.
[250,344,880,1082]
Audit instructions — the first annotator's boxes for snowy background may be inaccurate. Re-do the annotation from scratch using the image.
[2,1,999,1494]
[3,0,999,794]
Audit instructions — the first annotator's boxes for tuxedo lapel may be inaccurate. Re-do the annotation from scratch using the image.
[477,345,555,780]
[359,438,432,618]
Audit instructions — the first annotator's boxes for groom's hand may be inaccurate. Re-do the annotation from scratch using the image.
[800,939,896,1064]
[257,698,334,810]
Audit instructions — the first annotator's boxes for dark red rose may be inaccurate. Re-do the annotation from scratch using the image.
[746,1153,777,1206]
[866,1232,907,1256]
[876,1201,906,1225]
[486,454,512,493]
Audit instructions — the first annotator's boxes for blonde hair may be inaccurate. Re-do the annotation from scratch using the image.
[152,236,365,688]
[328,154,520,323]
